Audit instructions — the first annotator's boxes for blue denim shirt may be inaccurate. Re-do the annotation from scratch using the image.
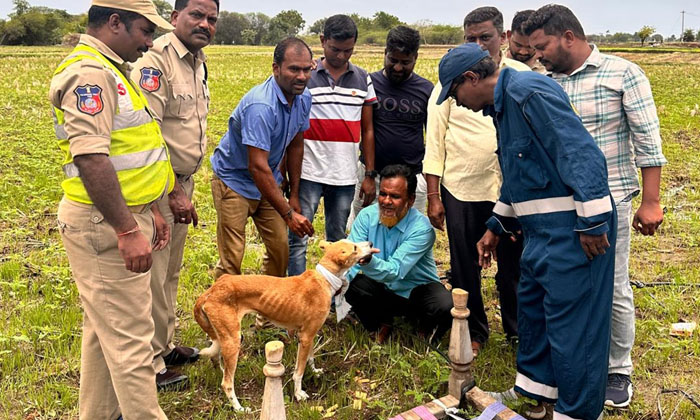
[348,205,439,298]
[484,68,613,236]
[210,76,312,200]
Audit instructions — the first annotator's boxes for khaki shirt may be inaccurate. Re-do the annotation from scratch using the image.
[133,32,210,176]
[49,34,134,157]
[423,57,530,202]
[506,49,547,74]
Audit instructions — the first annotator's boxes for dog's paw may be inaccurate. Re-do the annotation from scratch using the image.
[295,389,309,401]
[231,402,251,412]
[311,367,323,375]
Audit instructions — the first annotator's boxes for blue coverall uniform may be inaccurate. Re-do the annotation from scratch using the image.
[485,67,617,420]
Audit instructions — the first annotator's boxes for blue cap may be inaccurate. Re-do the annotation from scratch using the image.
[436,43,490,105]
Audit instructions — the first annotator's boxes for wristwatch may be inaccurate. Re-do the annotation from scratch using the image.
[364,169,378,178]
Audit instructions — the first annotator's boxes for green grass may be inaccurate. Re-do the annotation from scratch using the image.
[0,45,699,419]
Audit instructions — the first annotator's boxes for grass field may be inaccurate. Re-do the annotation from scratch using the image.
[0,44,699,419]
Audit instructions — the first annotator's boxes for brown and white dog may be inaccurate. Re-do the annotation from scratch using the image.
[193,239,374,411]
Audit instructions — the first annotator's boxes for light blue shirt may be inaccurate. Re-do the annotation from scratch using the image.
[348,205,439,298]
[210,76,312,199]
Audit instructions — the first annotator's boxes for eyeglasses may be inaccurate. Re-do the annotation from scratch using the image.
[448,75,466,100]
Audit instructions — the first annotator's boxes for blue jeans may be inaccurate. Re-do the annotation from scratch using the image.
[288,179,355,275]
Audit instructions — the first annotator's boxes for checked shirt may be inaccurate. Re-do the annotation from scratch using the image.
[551,45,667,204]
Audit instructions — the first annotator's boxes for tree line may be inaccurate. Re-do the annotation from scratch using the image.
[2,0,699,46]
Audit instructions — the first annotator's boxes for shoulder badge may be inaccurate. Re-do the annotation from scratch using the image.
[74,85,104,116]
[140,67,162,92]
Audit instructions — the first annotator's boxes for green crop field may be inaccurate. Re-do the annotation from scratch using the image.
[1,45,699,419]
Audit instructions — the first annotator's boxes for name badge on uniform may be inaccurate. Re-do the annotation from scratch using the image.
[74,84,104,116]
[140,67,162,92]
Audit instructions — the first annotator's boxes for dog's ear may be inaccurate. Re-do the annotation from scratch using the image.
[319,240,329,251]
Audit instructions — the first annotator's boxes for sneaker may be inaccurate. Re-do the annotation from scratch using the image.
[156,368,188,391]
[162,346,200,366]
[523,403,546,420]
[486,387,519,402]
[605,373,633,408]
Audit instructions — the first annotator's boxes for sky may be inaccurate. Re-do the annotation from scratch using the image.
[1,0,700,37]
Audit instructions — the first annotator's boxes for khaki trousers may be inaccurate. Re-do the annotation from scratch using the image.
[57,198,166,420]
[211,175,288,280]
[150,177,193,372]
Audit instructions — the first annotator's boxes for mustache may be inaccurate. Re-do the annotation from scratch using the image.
[192,28,211,38]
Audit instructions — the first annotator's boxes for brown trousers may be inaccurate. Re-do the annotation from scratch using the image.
[57,198,167,420]
[150,177,194,372]
[211,175,288,280]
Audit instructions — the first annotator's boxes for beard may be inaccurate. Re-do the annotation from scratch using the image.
[380,206,409,228]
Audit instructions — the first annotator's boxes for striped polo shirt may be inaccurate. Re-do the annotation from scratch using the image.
[301,58,377,185]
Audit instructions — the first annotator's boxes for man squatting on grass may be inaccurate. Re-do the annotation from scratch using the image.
[523,5,666,408]
[209,37,314,281]
[345,164,453,344]
[287,15,377,276]
[134,0,220,390]
[51,0,174,418]
[436,43,616,420]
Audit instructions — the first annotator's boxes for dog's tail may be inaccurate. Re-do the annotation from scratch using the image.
[193,293,220,359]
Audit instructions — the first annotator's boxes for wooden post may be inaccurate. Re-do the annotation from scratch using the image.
[448,288,473,399]
[261,340,286,420]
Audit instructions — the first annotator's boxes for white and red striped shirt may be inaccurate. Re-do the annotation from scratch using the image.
[302,59,377,185]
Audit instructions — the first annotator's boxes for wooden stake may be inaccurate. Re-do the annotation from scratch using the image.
[261,340,286,420]
[448,288,473,399]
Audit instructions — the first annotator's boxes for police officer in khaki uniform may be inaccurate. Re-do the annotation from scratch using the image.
[50,1,175,418]
[133,0,218,390]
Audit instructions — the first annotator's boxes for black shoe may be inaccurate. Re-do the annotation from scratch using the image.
[604,373,633,408]
[156,368,188,392]
[163,346,200,367]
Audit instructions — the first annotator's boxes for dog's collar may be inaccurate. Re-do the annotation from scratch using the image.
[315,264,345,296]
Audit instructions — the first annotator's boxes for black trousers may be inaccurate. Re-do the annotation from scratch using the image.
[345,274,454,339]
[441,186,523,343]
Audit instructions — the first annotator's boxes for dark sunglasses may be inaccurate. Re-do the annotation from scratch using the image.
[448,75,467,100]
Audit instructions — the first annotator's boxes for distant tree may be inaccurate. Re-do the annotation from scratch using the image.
[635,25,654,46]
[610,32,633,43]
[246,12,270,45]
[697,29,700,41]
[666,34,677,42]
[13,0,30,15]
[240,28,257,45]
[372,11,402,30]
[308,18,326,35]
[421,24,462,44]
[153,0,173,21]
[348,13,372,32]
[265,9,304,44]
[213,11,250,44]
[682,28,695,42]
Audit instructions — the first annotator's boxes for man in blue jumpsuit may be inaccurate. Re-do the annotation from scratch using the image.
[436,43,616,420]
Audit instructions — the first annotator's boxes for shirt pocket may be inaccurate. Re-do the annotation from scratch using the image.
[506,136,550,191]
[168,83,195,119]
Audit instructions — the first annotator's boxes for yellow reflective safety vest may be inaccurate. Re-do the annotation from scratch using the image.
[52,44,174,206]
